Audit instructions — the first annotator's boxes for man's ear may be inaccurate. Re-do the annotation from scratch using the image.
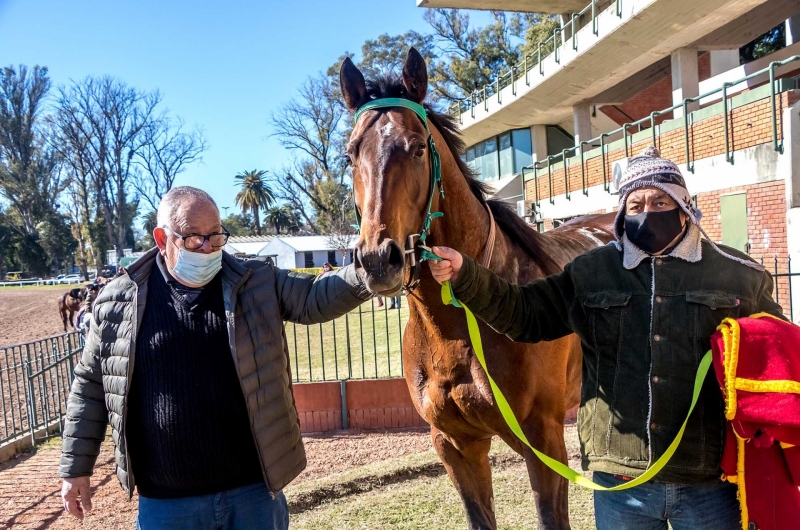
[154,227,168,252]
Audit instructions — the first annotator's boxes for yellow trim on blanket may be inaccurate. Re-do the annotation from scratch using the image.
[780,442,795,449]
[717,318,741,420]
[734,378,800,394]
[737,435,749,530]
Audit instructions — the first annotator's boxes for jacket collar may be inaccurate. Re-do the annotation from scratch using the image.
[619,223,703,270]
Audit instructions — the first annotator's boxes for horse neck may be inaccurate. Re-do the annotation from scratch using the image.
[407,124,496,310]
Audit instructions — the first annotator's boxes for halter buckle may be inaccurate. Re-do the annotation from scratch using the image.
[405,234,421,266]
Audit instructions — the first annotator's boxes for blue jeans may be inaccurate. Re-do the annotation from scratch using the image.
[593,472,740,530]
[136,482,289,530]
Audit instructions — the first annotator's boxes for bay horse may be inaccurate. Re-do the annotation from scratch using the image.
[57,287,86,332]
[340,48,617,529]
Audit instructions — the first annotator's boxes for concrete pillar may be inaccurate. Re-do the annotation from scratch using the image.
[672,48,700,118]
[786,14,800,46]
[572,103,592,148]
[710,50,740,76]
[530,124,548,163]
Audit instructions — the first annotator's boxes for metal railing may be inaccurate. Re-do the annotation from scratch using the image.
[0,332,83,446]
[523,57,800,206]
[286,298,408,383]
[762,256,798,322]
[448,0,623,119]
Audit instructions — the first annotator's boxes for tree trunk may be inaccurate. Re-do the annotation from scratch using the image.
[253,208,262,236]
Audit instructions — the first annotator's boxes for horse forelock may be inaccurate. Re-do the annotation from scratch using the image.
[361,74,557,274]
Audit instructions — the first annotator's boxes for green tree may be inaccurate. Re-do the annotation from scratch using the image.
[234,169,274,236]
[37,210,77,274]
[221,213,255,237]
[264,205,292,234]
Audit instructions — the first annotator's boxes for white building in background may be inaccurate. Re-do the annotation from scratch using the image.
[224,235,276,257]
[227,235,357,269]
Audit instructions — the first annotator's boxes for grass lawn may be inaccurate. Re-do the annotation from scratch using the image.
[286,428,595,529]
[285,299,410,382]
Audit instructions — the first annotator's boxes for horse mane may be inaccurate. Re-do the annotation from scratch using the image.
[364,75,559,274]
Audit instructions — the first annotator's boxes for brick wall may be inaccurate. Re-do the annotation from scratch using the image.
[292,378,427,434]
[695,181,792,315]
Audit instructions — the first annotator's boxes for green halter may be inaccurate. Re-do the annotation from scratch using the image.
[352,98,444,272]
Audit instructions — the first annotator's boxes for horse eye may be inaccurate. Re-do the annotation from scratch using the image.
[414,145,425,158]
[343,154,353,166]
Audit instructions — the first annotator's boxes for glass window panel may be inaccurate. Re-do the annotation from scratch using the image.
[512,129,533,174]
[466,147,475,162]
[481,137,499,181]
[499,132,513,177]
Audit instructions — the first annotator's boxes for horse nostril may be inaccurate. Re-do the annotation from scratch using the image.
[386,240,404,268]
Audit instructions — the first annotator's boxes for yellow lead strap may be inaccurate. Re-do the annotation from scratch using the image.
[441,280,713,491]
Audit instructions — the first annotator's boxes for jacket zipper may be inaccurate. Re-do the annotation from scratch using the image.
[225,269,277,498]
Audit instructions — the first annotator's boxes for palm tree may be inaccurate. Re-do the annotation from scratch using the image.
[265,205,292,235]
[234,170,274,236]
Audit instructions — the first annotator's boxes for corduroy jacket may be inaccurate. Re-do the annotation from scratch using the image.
[59,248,371,496]
[452,232,783,483]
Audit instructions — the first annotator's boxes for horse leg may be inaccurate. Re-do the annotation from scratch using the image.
[431,426,496,530]
[521,415,571,529]
[69,309,75,330]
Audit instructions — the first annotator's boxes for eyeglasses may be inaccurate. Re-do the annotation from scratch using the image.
[163,226,230,251]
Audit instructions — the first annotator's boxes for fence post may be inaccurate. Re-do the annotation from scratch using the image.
[340,379,348,430]
[24,343,36,446]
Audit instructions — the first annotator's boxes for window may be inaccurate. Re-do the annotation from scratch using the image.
[512,129,533,174]
[720,193,748,253]
[304,251,314,268]
[546,126,574,157]
[327,250,337,266]
[498,132,513,178]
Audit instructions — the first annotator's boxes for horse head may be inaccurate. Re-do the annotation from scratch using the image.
[340,48,434,295]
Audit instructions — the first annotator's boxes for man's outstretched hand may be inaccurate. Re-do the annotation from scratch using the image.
[428,246,463,285]
[61,477,93,520]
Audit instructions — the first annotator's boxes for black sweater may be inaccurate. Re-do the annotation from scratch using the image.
[126,264,263,498]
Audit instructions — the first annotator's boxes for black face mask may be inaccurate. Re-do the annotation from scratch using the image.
[624,208,686,254]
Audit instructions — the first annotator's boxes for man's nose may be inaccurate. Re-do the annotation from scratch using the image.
[197,240,213,253]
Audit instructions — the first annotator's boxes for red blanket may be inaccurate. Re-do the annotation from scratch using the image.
[711,313,800,530]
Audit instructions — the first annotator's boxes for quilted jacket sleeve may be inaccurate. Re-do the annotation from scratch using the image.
[59,312,108,478]
[274,264,372,325]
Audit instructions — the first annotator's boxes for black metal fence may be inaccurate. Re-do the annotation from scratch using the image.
[286,297,409,383]
[762,255,798,322]
[0,332,83,446]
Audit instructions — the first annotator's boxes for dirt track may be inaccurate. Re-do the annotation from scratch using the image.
[0,288,68,347]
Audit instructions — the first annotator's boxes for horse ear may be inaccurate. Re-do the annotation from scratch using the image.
[402,47,428,103]
[340,57,367,112]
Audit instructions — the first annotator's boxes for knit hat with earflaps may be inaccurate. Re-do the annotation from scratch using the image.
[613,146,764,271]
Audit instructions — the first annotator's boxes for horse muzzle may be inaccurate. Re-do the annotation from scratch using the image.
[354,238,406,295]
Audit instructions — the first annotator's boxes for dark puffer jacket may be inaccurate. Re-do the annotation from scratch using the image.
[59,248,371,496]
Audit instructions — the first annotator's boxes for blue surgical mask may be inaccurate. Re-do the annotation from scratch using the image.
[171,247,222,286]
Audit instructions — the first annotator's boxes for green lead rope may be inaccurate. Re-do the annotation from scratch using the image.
[439,277,713,491]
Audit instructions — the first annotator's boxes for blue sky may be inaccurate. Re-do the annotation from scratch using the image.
[0,0,488,219]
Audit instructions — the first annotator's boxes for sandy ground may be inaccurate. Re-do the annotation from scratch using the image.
[0,288,69,348]
[0,429,433,529]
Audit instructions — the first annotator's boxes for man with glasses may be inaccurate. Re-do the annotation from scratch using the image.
[58,186,372,529]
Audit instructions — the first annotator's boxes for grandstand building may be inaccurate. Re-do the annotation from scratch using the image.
[417,0,800,320]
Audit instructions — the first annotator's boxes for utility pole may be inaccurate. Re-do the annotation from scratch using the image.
[222,206,231,218]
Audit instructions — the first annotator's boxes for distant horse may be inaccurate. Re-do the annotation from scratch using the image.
[57,287,86,332]
[340,49,616,529]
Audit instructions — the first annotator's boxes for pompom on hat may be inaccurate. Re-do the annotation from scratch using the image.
[614,146,764,271]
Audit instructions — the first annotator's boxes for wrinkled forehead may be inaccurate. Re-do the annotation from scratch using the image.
[171,199,221,232]
[348,106,427,150]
